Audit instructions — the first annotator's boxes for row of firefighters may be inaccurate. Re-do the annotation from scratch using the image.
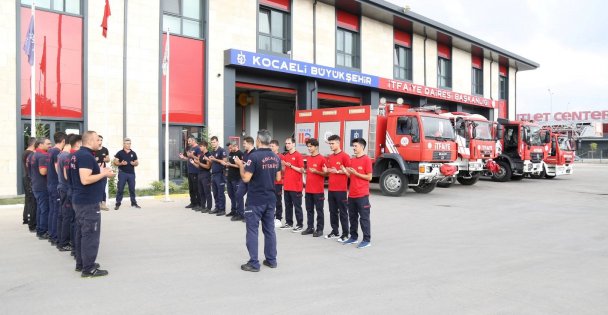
[291,104,575,196]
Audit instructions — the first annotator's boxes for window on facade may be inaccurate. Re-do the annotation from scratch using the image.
[499,75,508,100]
[258,7,291,55]
[336,28,359,69]
[162,0,203,38]
[394,45,412,81]
[438,57,452,88]
[21,0,81,15]
[472,68,483,95]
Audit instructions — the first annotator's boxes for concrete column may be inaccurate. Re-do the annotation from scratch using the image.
[223,67,236,143]
[245,92,260,137]
[297,79,317,110]
[363,90,380,110]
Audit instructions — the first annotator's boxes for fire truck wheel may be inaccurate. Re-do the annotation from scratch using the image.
[412,181,437,194]
[437,177,454,188]
[491,160,512,182]
[379,168,407,196]
[456,173,480,185]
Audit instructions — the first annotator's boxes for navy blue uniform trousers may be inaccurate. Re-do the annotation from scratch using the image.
[116,172,136,205]
[236,181,248,216]
[284,191,303,227]
[227,179,240,212]
[305,192,324,232]
[197,173,213,210]
[33,190,49,236]
[73,202,101,272]
[328,191,349,236]
[58,187,74,247]
[211,173,226,210]
[245,201,277,269]
[274,184,283,220]
[348,196,371,242]
[187,173,200,207]
[48,187,60,241]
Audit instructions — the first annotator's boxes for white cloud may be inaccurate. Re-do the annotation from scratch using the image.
[386,0,608,113]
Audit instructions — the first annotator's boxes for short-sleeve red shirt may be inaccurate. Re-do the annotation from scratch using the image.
[327,151,351,192]
[348,155,372,198]
[305,154,326,194]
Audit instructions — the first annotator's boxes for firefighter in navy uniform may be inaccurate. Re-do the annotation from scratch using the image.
[234,129,281,272]
[70,131,115,277]
[193,140,213,212]
[207,136,227,215]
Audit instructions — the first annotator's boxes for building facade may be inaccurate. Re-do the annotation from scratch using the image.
[0,0,538,195]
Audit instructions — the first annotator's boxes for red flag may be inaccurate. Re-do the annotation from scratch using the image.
[40,36,46,75]
[101,0,111,38]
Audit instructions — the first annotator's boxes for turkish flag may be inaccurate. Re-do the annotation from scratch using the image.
[40,36,46,75]
[101,0,111,38]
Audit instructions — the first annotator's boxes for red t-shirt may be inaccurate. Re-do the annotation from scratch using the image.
[274,154,284,185]
[348,155,372,198]
[305,154,326,194]
[283,151,303,192]
[327,151,351,192]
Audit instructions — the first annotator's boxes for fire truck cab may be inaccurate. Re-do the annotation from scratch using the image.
[294,104,458,196]
[437,112,499,187]
[537,130,575,178]
[492,118,550,182]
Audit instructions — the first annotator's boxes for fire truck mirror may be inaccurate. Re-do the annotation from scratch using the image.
[496,125,504,141]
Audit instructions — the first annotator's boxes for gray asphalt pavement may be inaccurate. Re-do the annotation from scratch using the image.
[1,164,607,314]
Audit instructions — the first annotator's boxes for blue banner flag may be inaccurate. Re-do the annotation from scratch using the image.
[23,17,35,66]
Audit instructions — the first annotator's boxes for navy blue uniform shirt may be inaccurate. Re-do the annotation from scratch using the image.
[227,150,244,181]
[211,147,226,174]
[57,151,71,190]
[29,149,49,192]
[70,147,104,205]
[186,145,201,174]
[198,151,211,175]
[244,148,280,206]
[114,149,138,174]
[47,147,61,189]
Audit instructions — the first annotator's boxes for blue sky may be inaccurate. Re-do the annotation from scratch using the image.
[387,0,608,114]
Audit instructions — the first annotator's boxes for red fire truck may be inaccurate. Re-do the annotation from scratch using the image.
[491,118,550,182]
[294,104,457,196]
[535,129,575,178]
[437,112,500,187]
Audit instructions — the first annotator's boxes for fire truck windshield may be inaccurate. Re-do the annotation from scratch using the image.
[558,136,573,150]
[526,126,543,146]
[473,122,493,140]
[422,117,455,140]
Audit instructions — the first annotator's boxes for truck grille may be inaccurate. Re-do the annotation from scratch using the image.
[432,151,452,161]
[530,152,543,163]
[481,150,492,158]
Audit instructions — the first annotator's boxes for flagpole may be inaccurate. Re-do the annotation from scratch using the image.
[30,2,36,138]
[164,28,171,202]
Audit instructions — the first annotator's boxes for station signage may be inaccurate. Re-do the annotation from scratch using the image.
[516,110,608,122]
[226,49,494,108]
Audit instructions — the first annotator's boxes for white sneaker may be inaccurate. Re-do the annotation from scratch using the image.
[274,219,282,228]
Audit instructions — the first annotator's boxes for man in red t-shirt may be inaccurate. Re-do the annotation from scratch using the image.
[341,138,372,249]
[270,140,284,227]
[303,138,326,237]
[279,137,304,232]
[323,134,351,241]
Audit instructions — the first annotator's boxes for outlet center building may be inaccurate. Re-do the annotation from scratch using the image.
[0,0,538,195]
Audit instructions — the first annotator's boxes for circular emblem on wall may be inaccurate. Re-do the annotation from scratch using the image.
[400,137,409,146]
[237,52,246,65]
[324,131,334,142]
[427,143,432,149]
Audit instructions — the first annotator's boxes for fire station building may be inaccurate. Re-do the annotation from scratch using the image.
[0,0,538,195]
